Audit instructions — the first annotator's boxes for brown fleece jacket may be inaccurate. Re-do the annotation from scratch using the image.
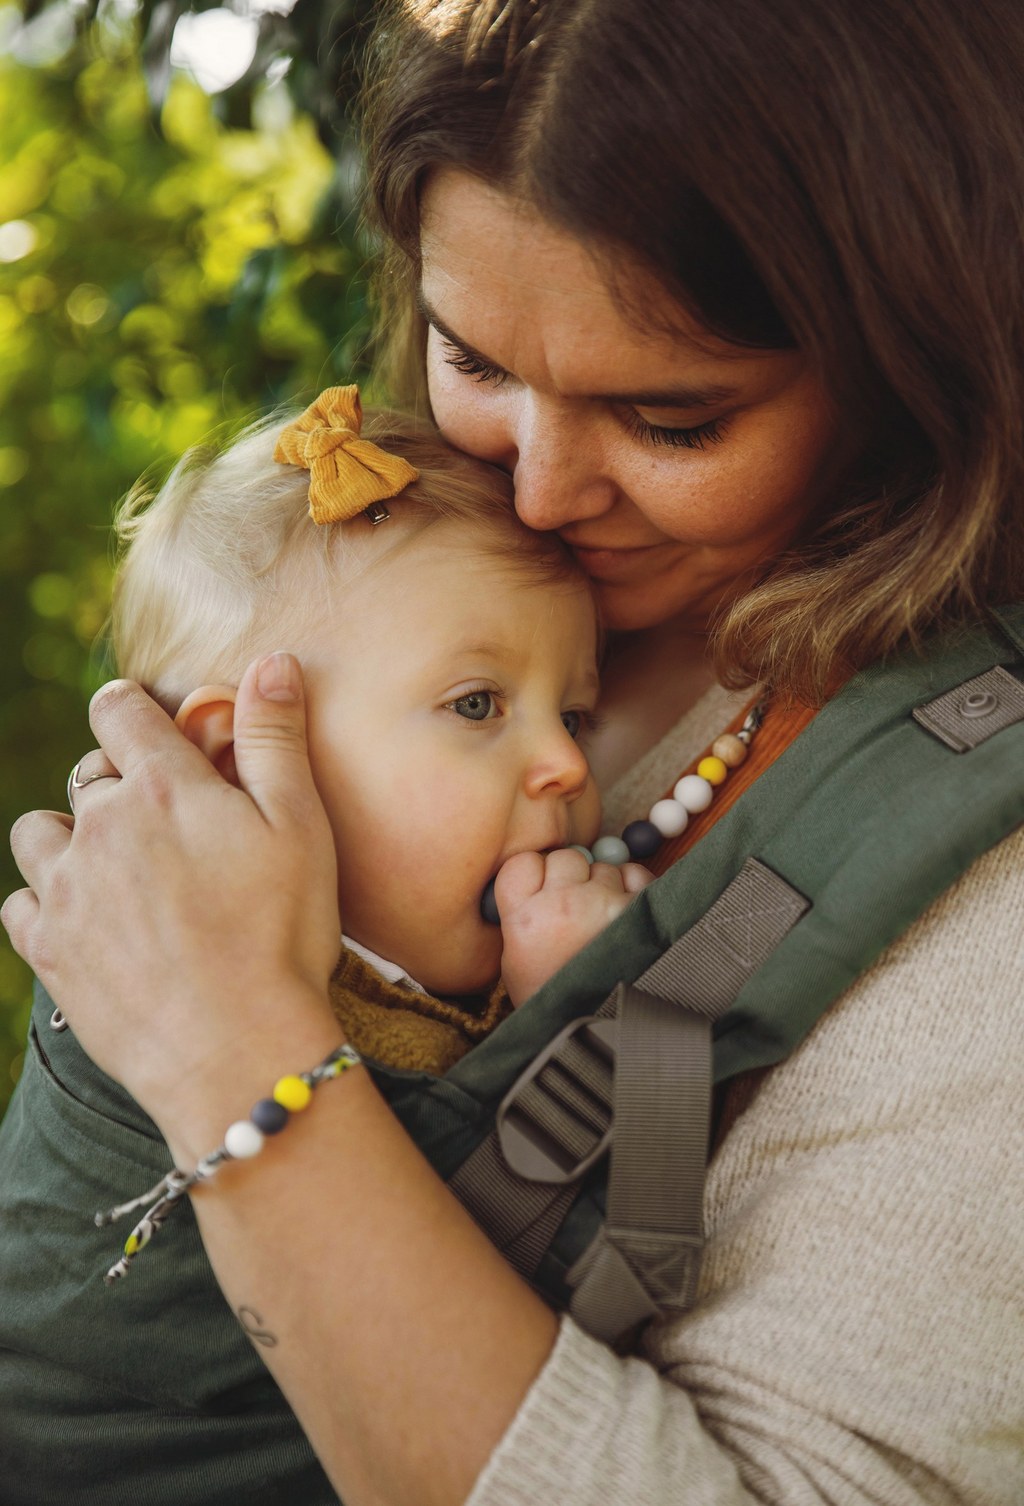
[328,946,512,1074]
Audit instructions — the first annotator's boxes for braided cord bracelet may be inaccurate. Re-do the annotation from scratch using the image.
[96,1043,362,1285]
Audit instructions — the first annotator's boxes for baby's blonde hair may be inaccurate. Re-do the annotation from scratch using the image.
[112,408,584,711]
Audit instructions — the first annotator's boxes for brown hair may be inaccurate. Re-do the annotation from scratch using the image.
[360,0,1024,701]
[112,407,584,711]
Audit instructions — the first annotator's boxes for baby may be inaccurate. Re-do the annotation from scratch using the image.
[112,386,651,1073]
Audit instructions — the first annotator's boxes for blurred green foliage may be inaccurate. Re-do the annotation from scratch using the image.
[0,0,376,1111]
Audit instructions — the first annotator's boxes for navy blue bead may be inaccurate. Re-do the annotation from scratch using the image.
[250,1098,289,1135]
[480,877,501,925]
[622,819,662,860]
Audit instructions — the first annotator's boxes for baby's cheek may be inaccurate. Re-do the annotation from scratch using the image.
[573,780,603,847]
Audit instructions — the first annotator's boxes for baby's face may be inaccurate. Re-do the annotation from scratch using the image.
[301,525,602,996]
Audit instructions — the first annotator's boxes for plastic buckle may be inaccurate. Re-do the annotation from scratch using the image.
[496,1014,617,1185]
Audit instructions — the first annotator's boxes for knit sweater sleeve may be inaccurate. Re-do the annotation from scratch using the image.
[466,828,1024,1506]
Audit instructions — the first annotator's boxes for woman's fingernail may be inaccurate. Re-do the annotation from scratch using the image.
[256,653,301,703]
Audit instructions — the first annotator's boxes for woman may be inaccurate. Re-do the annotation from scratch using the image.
[4,0,1024,1502]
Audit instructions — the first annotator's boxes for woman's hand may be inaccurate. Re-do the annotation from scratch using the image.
[2,652,342,1127]
[4,653,564,1506]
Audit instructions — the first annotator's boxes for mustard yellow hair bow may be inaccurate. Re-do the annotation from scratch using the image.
[273,385,419,524]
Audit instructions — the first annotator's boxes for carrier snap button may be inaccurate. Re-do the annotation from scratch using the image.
[959,690,998,718]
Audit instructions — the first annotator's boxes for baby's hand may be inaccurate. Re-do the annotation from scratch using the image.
[495,848,653,1007]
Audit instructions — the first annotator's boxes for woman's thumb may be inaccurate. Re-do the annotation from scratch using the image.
[231,653,320,825]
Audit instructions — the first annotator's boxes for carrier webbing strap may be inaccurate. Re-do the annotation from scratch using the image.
[565,985,711,1339]
[636,855,811,1017]
[449,860,809,1335]
[567,861,810,1338]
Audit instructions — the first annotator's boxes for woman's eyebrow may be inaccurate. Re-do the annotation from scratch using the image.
[418,289,737,409]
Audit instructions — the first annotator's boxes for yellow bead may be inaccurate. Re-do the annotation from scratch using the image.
[712,733,748,768]
[273,1074,312,1112]
[697,755,728,786]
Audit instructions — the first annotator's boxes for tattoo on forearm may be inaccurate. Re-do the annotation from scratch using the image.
[237,1305,279,1348]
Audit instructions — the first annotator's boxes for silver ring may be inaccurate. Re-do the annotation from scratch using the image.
[67,761,120,814]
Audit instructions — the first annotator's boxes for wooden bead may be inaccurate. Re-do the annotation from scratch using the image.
[712,733,748,768]
[697,756,728,786]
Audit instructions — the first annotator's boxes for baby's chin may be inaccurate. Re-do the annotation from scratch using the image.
[414,930,504,1001]
[417,958,502,1002]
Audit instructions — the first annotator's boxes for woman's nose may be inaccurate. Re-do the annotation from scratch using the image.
[507,399,618,532]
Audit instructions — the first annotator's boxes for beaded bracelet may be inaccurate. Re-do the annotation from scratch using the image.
[95,1043,362,1285]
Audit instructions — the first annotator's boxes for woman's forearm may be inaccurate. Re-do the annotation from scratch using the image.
[161,994,558,1506]
[1,669,556,1504]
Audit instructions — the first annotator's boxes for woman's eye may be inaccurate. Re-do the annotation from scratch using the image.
[440,339,509,388]
[625,412,727,451]
[450,691,499,721]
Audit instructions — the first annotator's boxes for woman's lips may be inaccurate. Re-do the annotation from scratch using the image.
[570,542,664,581]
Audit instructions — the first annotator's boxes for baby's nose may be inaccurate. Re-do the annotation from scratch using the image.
[523,727,591,801]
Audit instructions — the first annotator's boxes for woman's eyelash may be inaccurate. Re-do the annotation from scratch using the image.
[625,412,727,451]
[440,337,725,453]
[442,338,722,454]
[440,340,510,387]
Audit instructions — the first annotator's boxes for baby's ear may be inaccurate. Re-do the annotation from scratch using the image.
[175,685,239,785]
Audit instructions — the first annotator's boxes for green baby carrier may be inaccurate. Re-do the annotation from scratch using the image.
[0,608,1021,1506]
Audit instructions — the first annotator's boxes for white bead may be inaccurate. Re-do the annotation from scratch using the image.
[224,1120,265,1159]
[647,798,689,838]
[591,835,631,866]
[568,844,595,864]
[673,774,714,813]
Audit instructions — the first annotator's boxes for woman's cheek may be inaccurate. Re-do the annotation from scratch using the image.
[631,430,808,549]
[425,341,466,438]
[427,358,507,464]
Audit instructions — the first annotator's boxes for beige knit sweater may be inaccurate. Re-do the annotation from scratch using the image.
[468,692,1024,1506]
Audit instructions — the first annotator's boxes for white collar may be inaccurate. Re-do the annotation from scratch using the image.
[341,934,426,995]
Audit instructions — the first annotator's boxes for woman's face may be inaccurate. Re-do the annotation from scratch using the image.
[420,169,848,632]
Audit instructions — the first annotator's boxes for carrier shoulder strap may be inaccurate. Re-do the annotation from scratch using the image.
[450,608,1024,1342]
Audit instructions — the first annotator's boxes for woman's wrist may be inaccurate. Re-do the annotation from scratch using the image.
[148,982,347,1167]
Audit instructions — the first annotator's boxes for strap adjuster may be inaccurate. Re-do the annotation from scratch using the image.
[496,1015,617,1184]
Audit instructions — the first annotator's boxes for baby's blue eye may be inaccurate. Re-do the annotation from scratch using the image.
[561,710,582,739]
[452,691,497,721]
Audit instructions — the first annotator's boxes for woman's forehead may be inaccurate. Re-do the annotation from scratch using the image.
[419,169,801,404]
[419,170,781,375]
